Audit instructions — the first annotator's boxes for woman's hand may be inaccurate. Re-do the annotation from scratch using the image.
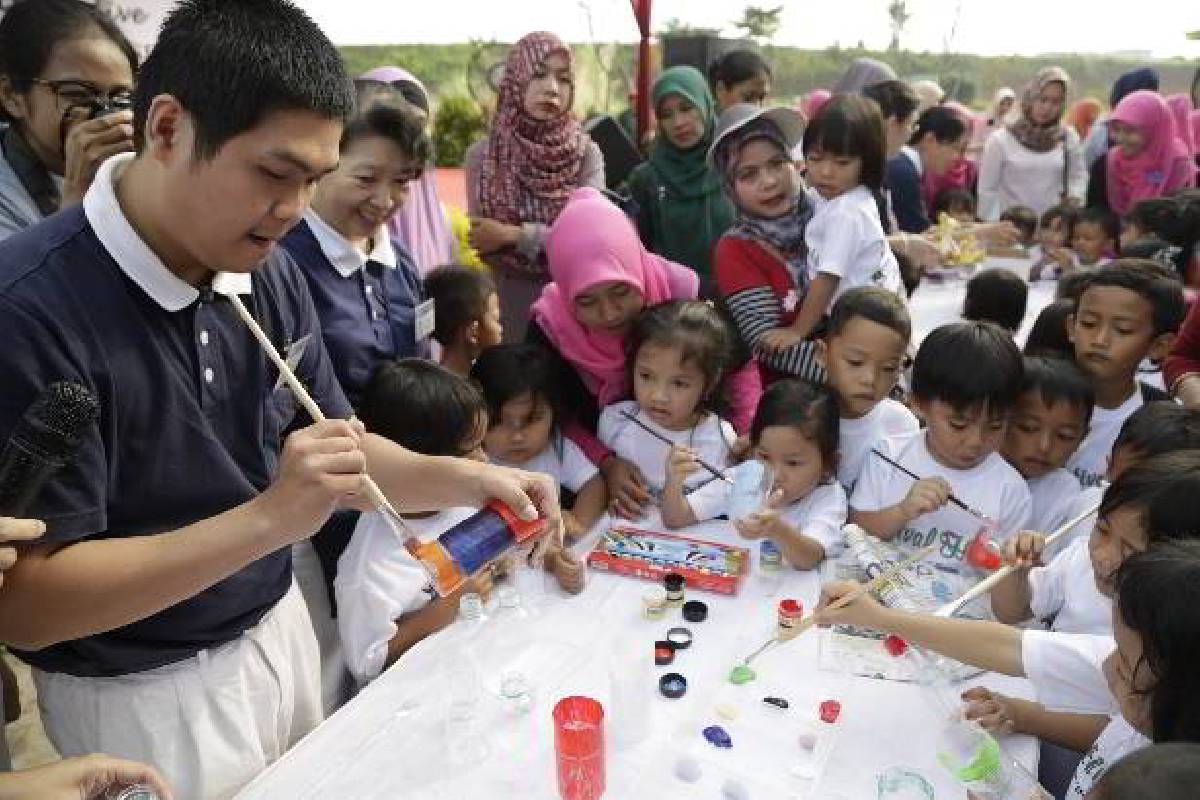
[0,517,45,590]
[815,579,887,630]
[0,753,174,800]
[600,455,651,519]
[60,110,135,207]
[757,326,807,354]
[468,217,521,255]
[545,546,587,594]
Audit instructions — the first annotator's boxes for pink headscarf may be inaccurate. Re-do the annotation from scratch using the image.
[1166,93,1195,155]
[802,90,831,121]
[359,66,457,275]
[1192,110,1200,159]
[1106,90,1197,215]
[530,188,699,405]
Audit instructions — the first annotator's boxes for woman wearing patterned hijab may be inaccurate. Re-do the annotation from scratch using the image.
[977,66,1086,220]
[465,32,604,340]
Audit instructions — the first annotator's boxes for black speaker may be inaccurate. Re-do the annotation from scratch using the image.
[661,34,738,75]
[584,115,644,190]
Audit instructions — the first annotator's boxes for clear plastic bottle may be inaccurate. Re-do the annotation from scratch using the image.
[935,717,1051,799]
[728,460,774,522]
[443,644,490,765]
[759,539,783,596]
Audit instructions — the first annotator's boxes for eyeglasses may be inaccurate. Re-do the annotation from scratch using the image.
[30,78,133,120]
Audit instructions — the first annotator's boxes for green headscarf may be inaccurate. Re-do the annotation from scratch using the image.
[632,66,734,280]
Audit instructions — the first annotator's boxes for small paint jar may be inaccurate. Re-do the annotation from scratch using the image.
[663,572,686,606]
[642,586,668,620]
[105,787,161,800]
[777,598,804,640]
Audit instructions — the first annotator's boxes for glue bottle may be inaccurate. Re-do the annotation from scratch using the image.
[407,500,546,595]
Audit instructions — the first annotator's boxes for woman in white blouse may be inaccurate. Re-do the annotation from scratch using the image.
[978,67,1087,221]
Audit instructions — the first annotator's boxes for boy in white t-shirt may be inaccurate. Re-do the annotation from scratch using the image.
[1064,261,1183,489]
[851,321,1032,580]
[818,287,919,494]
[1000,354,1092,537]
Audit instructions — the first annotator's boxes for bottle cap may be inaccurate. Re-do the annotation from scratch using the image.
[659,672,688,698]
[655,641,675,665]
[666,627,693,649]
[682,600,708,622]
[487,499,545,544]
[663,572,685,592]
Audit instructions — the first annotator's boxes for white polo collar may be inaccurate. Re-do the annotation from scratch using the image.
[304,208,396,278]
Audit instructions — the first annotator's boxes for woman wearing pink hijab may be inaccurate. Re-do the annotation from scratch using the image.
[1105,90,1196,216]
[801,89,831,121]
[359,66,458,275]
[1166,94,1196,157]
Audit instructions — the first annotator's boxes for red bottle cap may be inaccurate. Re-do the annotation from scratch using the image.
[778,598,803,619]
[487,499,546,544]
[819,700,841,723]
[966,531,1002,571]
[884,635,907,657]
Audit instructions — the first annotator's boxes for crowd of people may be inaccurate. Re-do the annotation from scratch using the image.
[1,0,1200,798]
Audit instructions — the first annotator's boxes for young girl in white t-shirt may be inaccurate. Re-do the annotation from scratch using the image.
[598,300,737,514]
[472,343,607,542]
[663,379,847,570]
[817,539,1200,800]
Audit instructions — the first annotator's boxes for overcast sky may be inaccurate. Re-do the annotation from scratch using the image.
[298,0,1200,58]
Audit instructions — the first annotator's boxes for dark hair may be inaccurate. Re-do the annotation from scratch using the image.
[999,205,1038,243]
[133,0,353,159]
[1116,539,1200,742]
[359,359,486,456]
[802,93,886,193]
[423,266,496,347]
[1125,192,1200,272]
[862,80,919,123]
[962,269,1028,333]
[707,49,771,92]
[827,286,912,342]
[1038,204,1074,233]
[1055,271,1091,303]
[354,76,429,114]
[1093,742,1200,799]
[1111,403,1200,461]
[749,379,840,474]
[341,84,430,166]
[931,188,976,220]
[1018,355,1094,427]
[911,321,1024,413]
[470,343,561,432]
[0,0,138,124]
[908,104,967,147]
[627,300,732,410]
[1023,298,1076,358]
[1075,259,1187,337]
[1099,451,1200,543]
[1072,206,1120,246]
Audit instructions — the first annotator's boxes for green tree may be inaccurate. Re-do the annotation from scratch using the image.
[732,5,784,44]
[887,0,911,52]
[431,95,487,168]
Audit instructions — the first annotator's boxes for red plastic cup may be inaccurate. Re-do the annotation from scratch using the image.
[553,696,606,800]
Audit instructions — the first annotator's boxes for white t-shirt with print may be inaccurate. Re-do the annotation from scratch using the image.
[837,398,921,494]
[598,400,736,499]
[335,506,476,684]
[493,438,598,494]
[1044,485,1103,562]
[804,185,904,308]
[850,430,1032,578]
[1021,629,1117,714]
[1027,468,1084,537]
[1028,537,1112,635]
[1066,387,1146,489]
[687,466,849,558]
[1067,716,1149,800]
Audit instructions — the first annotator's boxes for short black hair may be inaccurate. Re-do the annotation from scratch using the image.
[627,300,733,412]
[423,266,496,347]
[999,205,1038,243]
[962,269,1028,333]
[1099,450,1200,544]
[802,93,886,193]
[908,104,967,147]
[911,321,1024,413]
[342,84,430,165]
[1023,298,1076,359]
[1075,259,1186,337]
[359,359,486,457]
[1055,271,1091,303]
[1093,743,1200,800]
[1072,206,1120,245]
[1112,403,1200,461]
[470,343,561,431]
[862,79,919,123]
[707,49,771,92]
[1018,355,1094,427]
[1125,191,1200,273]
[1116,539,1200,742]
[931,188,976,220]
[0,0,138,124]
[750,379,840,473]
[133,0,353,159]
[1039,204,1073,231]
[827,286,912,343]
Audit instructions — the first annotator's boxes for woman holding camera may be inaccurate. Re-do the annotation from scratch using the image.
[0,0,137,241]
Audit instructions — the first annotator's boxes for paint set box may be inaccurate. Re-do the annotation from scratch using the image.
[586,526,749,595]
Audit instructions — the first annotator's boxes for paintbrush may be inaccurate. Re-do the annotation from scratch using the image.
[620,409,733,484]
[870,448,989,522]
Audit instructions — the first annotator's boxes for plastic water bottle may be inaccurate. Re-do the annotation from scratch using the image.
[729,460,773,522]
[936,717,1051,800]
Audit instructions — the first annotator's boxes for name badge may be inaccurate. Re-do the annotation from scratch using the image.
[275,333,312,391]
[415,298,436,341]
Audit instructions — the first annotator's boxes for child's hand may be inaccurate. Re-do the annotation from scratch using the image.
[601,456,651,519]
[815,579,885,629]
[666,445,700,487]
[1002,531,1047,570]
[546,547,587,595]
[961,687,1030,735]
[1047,245,1075,271]
[733,508,781,540]
[757,326,806,354]
[562,510,585,543]
[899,477,952,520]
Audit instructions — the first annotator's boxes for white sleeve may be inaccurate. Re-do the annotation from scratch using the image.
[596,402,626,449]
[996,475,1033,540]
[976,131,1005,222]
[1021,630,1118,714]
[881,402,920,437]
[809,203,867,282]
[559,438,600,494]
[849,442,892,512]
[1027,555,1067,623]
[1065,129,1088,204]
[790,482,848,558]
[335,516,433,684]
[687,475,733,523]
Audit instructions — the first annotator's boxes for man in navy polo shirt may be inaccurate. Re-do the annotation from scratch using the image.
[0,1,557,797]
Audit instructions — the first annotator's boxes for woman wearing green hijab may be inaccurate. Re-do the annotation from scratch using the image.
[626,66,735,288]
